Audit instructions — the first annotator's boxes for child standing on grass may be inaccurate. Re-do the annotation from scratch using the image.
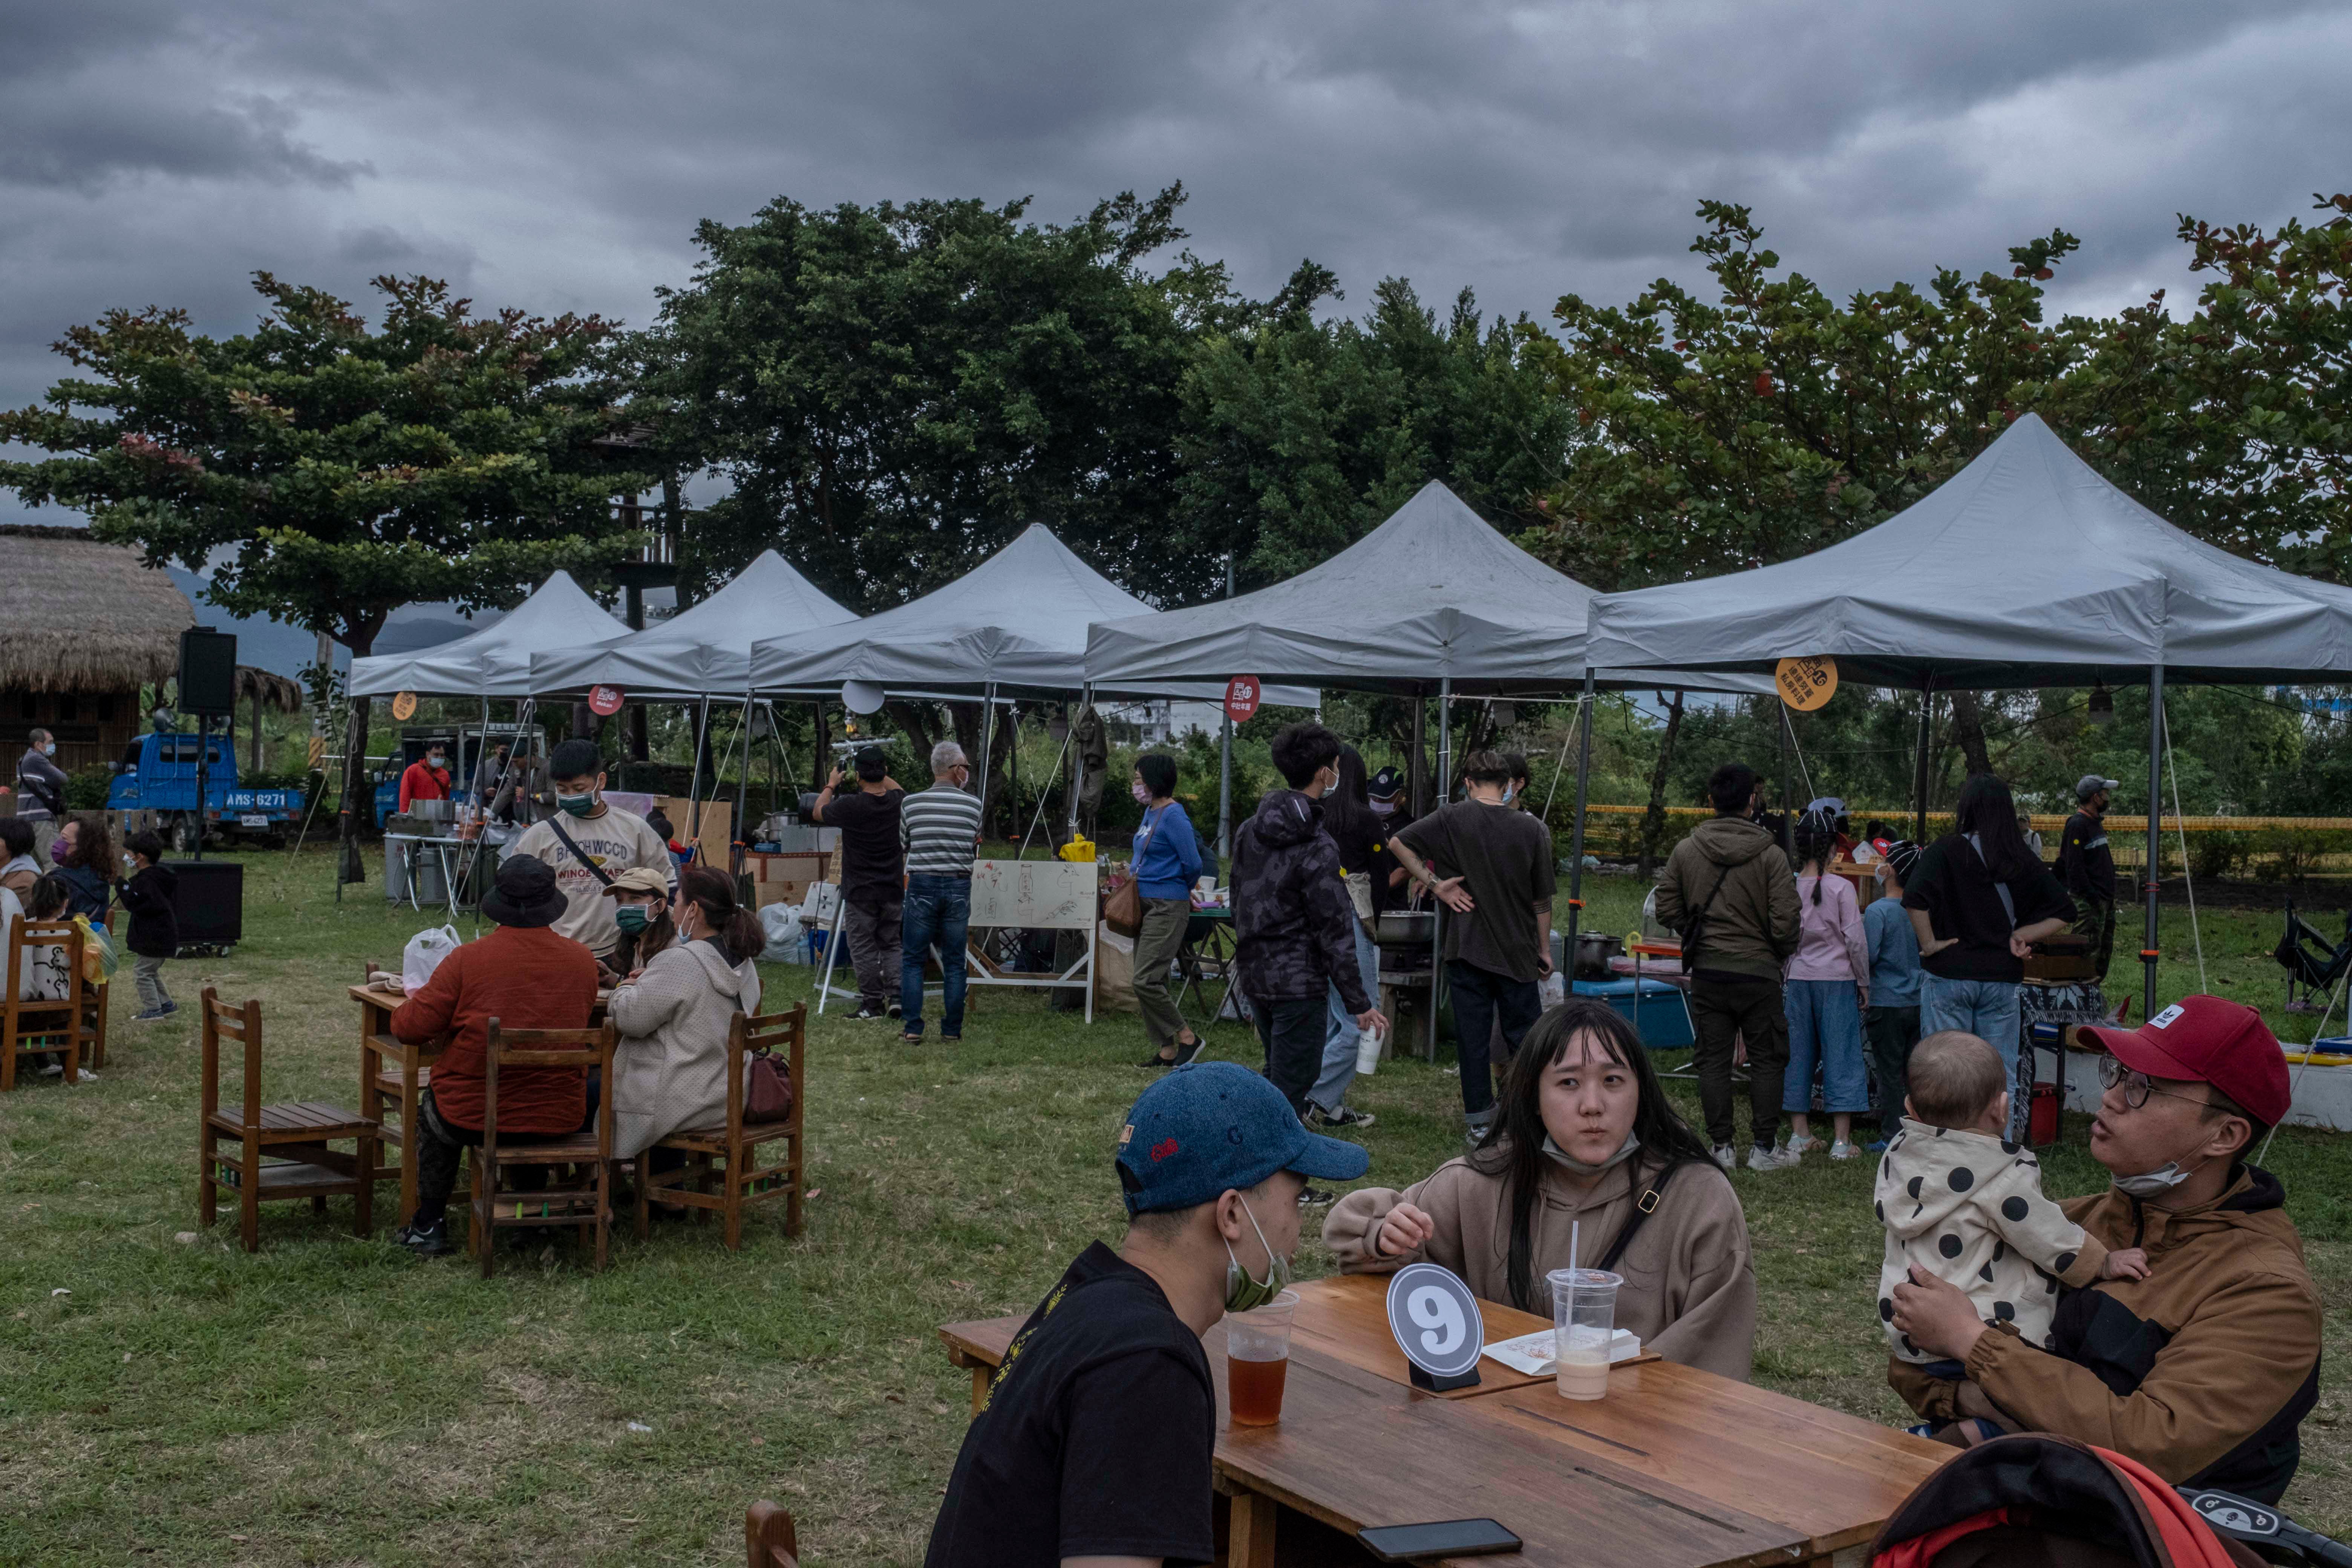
[1864,841,1926,1148]
[117,830,178,1021]
[1784,808,1871,1159]
[1874,1031,2146,1379]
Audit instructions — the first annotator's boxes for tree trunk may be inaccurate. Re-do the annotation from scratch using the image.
[1636,690,1687,879]
[885,700,940,766]
[338,692,372,885]
[1948,690,1993,778]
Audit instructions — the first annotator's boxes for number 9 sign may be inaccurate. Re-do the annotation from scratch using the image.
[1384,1262,1485,1385]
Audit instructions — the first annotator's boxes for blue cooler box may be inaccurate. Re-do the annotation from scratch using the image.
[1571,977,1695,1050]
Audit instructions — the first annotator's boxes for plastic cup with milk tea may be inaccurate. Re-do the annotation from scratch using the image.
[1225,1289,1298,1426]
[1547,1268,1623,1401]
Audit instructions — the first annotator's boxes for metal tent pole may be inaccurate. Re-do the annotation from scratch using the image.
[1217,554,1236,861]
[688,694,712,849]
[732,689,753,874]
[1564,671,1596,959]
[2144,666,2165,1020]
[976,681,998,828]
[1777,699,1798,859]
[1429,677,1452,1060]
[1913,680,1934,843]
[1067,685,1092,843]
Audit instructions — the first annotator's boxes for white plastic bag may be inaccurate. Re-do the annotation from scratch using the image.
[403,924,462,992]
[758,902,803,964]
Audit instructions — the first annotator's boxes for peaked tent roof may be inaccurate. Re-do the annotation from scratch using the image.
[1585,414,2352,690]
[530,550,857,698]
[349,571,631,697]
[748,524,1312,702]
[1085,480,1768,695]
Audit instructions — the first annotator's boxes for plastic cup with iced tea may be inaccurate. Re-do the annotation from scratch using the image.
[1547,1268,1623,1401]
[1225,1289,1299,1426]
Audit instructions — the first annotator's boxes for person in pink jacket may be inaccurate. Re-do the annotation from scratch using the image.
[1784,808,1871,1158]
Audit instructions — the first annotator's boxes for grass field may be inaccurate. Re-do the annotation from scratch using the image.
[3,849,2348,1566]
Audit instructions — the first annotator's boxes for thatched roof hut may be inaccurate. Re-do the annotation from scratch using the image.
[0,524,193,693]
[234,665,306,714]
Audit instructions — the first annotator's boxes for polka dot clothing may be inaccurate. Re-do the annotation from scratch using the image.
[1873,1119,2109,1364]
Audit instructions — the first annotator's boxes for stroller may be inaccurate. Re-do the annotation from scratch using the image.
[2273,900,2352,1015]
[1870,1435,2352,1567]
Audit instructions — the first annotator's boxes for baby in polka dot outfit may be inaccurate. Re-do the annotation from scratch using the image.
[1874,1031,2148,1371]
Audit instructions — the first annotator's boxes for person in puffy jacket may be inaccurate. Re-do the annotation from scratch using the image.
[116,829,179,1020]
[1229,722,1385,1117]
[605,865,765,1160]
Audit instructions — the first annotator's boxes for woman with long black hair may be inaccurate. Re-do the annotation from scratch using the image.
[1305,745,1381,1129]
[1900,773,2075,1143]
[1324,999,1758,1380]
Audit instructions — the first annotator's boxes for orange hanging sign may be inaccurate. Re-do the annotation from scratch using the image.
[1775,656,1838,712]
[390,691,418,720]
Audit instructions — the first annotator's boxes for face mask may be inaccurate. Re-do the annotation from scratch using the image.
[48,840,69,865]
[1542,1132,1642,1176]
[1370,799,1395,817]
[41,743,55,757]
[1131,781,1152,804]
[556,792,597,818]
[427,756,445,769]
[1499,785,1517,805]
[613,905,650,934]
[1223,1195,1292,1314]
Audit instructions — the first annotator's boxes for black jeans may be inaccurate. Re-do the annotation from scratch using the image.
[1866,1003,1923,1139]
[1253,997,1329,1117]
[409,1081,599,1230]
[1447,960,1542,1121]
[1687,973,1790,1152]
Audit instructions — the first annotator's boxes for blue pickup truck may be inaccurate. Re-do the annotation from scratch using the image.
[106,731,306,851]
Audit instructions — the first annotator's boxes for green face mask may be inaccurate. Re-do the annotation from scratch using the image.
[1223,1195,1292,1314]
[556,792,597,818]
[613,905,650,935]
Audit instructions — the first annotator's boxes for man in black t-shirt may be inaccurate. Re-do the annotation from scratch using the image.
[1386,749,1556,1142]
[925,1061,1370,1568]
[2057,774,2121,984]
[812,746,905,1019]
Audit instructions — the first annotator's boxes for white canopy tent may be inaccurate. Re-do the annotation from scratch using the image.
[1084,478,1772,1053]
[349,570,629,698]
[528,550,857,699]
[1584,413,2352,1015]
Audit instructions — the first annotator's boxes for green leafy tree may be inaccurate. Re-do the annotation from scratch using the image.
[646,185,1230,607]
[1172,273,1574,597]
[0,272,650,876]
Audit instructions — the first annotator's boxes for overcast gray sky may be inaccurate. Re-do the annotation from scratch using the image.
[6,0,2349,528]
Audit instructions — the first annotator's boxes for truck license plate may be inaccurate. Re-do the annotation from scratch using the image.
[238,814,268,828]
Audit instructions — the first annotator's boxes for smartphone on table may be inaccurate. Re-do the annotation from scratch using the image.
[1358,1518,1522,1561]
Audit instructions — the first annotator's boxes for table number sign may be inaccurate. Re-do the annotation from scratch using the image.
[1384,1263,1484,1392]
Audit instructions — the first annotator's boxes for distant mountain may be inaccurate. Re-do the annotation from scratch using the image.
[166,568,503,677]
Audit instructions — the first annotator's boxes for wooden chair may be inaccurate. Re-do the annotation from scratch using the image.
[0,919,84,1090]
[468,1019,617,1278]
[199,988,378,1253]
[635,1003,806,1251]
[745,1502,798,1568]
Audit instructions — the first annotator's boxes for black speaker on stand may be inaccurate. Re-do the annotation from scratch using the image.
[177,629,236,864]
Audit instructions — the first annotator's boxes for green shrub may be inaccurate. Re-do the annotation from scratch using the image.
[2187,829,2252,881]
[63,763,112,810]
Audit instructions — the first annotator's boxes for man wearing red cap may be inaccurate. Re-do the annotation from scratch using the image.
[1890,995,2320,1504]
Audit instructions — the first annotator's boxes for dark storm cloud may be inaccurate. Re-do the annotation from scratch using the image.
[5,0,2350,529]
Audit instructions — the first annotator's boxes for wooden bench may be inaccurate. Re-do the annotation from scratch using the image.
[635,1003,807,1251]
[199,988,378,1252]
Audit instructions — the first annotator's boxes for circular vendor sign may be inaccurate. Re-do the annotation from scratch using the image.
[588,684,626,717]
[1384,1262,1485,1381]
[390,690,418,721]
[1775,656,1838,712]
[1224,675,1262,724]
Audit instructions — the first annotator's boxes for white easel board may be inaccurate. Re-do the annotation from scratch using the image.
[965,858,1099,1023]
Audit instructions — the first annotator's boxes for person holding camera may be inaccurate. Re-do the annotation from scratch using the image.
[812,745,906,1020]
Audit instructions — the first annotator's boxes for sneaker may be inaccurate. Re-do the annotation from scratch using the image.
[1829,1139,1860,1160]
[72,1069,98,1084]
[135,1006,172,1022]
[395,1221,452,1257]
[1309,1105,1377,1132]
[1783,1135,1825,1158]
[887,1001,903,1019]
[1711,1144,1736,1171]
[850,1006,888,1021]
[1746,1144,1802,1172]
[39,1061,62,1077]
[1866,1139,1890,1153]
[161,1000,179,1016]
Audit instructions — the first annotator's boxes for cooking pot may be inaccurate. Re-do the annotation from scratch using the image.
[1374,909,1436,946]
[1573,932,1623,979]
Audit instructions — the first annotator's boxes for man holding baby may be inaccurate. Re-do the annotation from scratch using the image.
[1886,996,2321,1504]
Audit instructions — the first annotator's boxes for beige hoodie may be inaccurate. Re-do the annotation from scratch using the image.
[1323,1150,1758,1382]
[605,938,761,1158]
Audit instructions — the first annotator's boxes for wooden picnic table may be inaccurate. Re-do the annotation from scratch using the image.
[352,981,609,1228]
[938,1271,1946,1567]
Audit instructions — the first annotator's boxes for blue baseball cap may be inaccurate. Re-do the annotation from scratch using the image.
[1116,1061,1370,1214]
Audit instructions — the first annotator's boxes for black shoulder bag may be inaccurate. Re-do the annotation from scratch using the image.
[543,816,616,888]
[1598,1158,1694,1272]
[1676,863,1735,971]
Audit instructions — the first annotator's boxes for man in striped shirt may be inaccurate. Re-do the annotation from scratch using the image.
[899,740,985,1041]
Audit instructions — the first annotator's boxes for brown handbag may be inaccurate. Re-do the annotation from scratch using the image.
[1105,806,1161,938]
[745,1046,795,1123]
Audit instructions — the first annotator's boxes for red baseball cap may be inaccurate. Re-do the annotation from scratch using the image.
[2078,994,2291,1126]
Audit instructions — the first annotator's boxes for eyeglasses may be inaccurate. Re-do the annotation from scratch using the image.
[2096,1054,2210,1110]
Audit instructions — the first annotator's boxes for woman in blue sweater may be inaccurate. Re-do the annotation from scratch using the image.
[1129,752,1206,1067]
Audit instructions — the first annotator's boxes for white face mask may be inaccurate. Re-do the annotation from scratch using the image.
[1131,780,1152,804]
[1499,784,1517,805]
[1542,1131,1642,1176]
[1370,799,1396,817]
